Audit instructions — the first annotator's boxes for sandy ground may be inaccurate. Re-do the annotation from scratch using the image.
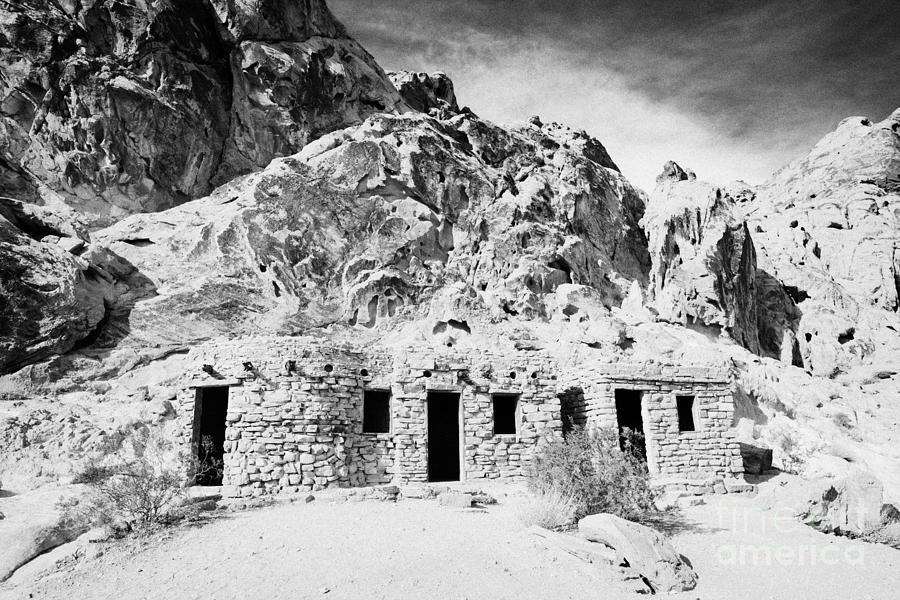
[2,488,898,600]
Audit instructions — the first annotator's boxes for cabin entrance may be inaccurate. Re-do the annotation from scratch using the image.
[427,391,461,482]
[614,389,647,462]
[193,386,229,485]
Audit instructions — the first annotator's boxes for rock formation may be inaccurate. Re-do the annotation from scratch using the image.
[643,162,759,352]
[0,0,404,226]
[745,110,900,377]
[92,111,648,349]
[388,71,458,115]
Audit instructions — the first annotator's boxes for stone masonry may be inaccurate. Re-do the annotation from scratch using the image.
[177,337,743,498]
[177,337,561,497]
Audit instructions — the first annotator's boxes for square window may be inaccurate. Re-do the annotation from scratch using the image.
[363,389,391,433]
[492,393,519,435]
[676,395,696,432]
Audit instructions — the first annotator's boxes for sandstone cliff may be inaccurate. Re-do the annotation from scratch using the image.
[0,0,404,227]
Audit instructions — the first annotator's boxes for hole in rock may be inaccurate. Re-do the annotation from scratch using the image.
[259,264,267,272]
[272,281,281,297]
[360,368,369,377]
[827,222,844,230]
[783,285,810,304]
[789,220,799,228]
[547,257,573,284]
[838,328,855,344]
[324,364,334,373]
[423,370,432,378]
[448,319,471,333]
[122,238,154,247]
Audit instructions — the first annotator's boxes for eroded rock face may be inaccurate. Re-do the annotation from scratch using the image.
[217,37,405,185]
[0,0,403,226]
[388,71,459,115]
[745,109,900,376]
[0,198,150,373]
[643,163,759,352]
[92,111,649,347]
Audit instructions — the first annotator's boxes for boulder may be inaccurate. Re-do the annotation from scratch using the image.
[800,469,885,536]
[0,487,89,582]
[578,513,697,593]
[437,492,473,509]
[740,442,773,475]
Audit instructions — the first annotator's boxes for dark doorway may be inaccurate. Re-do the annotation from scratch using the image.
[558,387,586,436]
[193,386,229,485]
[427,391,461,482]
[614,389,647,462]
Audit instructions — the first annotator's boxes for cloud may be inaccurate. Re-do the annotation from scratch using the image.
[329,0,900,191]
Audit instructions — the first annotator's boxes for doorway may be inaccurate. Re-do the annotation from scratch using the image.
[427,391,461,482]
[614,389,647,461]
[193,386,229,485]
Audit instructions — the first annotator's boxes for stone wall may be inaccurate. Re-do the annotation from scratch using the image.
[564,361,743,482]
[176,337,560,497]
[176,338,742,498]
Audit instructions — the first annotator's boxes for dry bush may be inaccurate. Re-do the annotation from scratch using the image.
[517,485,578,530]
[528,426,657,522]
[64,429,191,529]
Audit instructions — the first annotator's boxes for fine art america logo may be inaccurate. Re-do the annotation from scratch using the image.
[711,505,865,566]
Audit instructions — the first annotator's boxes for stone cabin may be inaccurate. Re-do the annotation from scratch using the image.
[177,337,743,498]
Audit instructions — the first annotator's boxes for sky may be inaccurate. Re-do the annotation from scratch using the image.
[329,0,900,192]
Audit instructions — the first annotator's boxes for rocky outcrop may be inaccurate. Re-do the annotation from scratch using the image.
[388,71,459,115]
[0,197,151,373]
[579,513,697,593]
[0,0,404,227]
[90,111,648,349]
[215,36,406,185]
[744,109,900,376]
[643,162,759,352]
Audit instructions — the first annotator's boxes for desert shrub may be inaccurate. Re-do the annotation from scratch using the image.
[195,434,224,485]
[517,484,578,530]
[62,429,190,529]
[773,430,803,474]
[528,426,657,522]
[72,464,117,485]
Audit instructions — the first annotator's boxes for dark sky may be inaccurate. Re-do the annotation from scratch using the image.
[329,0,900,190]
